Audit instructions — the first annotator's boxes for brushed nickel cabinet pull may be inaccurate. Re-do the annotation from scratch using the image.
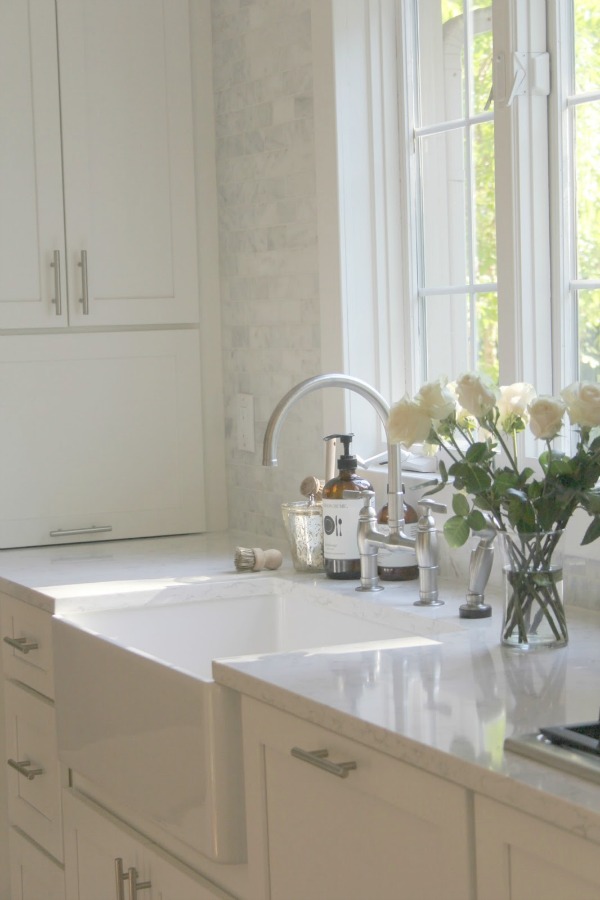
[78,249,89,314]
[7,758,44,780]
[49,525,112,538]
[128,867,151,899]
[51,250,62,315]
[115,858,128,900]
[3,636,39,654]
[291,746,357,778]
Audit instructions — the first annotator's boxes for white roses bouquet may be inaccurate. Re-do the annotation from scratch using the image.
[388,374,600,548]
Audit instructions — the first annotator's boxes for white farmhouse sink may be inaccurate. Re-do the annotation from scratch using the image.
[52,577,424,863]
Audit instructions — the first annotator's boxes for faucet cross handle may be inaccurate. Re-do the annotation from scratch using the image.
[418,498,447,515]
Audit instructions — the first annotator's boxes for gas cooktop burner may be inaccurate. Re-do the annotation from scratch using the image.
[505,720,600,785]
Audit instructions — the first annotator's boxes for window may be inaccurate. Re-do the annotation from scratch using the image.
[312,0,598,459]
[403,0,600,392]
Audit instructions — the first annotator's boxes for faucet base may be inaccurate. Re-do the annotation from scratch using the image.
[414,598,444,607]
[355,583,384,593]
[459,599,492,618]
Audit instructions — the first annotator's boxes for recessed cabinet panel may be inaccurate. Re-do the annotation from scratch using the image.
[242,698,474,900]
[1,595,54,698]
[63,790,234,900]
[0,331,205,548]
[0,0,66,328]
[58,0,200,326]
[5,681,65,861]
[9,828,65,900]
[475,795,600,900]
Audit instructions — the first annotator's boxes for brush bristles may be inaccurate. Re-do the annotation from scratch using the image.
[234,546,256,570]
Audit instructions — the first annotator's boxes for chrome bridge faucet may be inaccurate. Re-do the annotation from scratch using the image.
[262,373,445,598]
[357,492,446,604]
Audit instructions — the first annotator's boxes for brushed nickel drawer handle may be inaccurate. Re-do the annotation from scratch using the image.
[7,758,44,780]
[3,636,39,654]
[115,858,128,900]
[128,867,151,899]
[291,746,357,778]
[78,249,89,314]
[49,525,112,537]
[51,250,62,315]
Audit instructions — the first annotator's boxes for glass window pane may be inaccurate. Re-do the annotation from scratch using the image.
[475,291,498,383]
[420,129,468,287]
[470,8,493,116]
[424,293,469,379]
[423,292,498,382]
[575,101,600,280]
[577,289,600,382]
[473,120,496,282]
[418,1,465,129]
[574,1,600,94]
[417,2,492,128]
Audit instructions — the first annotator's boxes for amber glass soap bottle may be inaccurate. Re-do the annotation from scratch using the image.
[321,434,373,579]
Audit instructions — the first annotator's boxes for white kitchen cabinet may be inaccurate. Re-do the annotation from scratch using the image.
[475,795,600,900]
[63,790,233,900]
[9,827,65,900]
[0,330,205,548]
[0,0,199,329]
[1,594,66,896]
[241,697,475,900]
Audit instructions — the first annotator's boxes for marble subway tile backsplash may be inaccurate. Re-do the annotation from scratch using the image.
[211,0,323,537]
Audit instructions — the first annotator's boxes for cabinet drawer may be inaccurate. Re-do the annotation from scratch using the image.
[5,680,65,862]
[242,698,474,900]
[9,827,65,900]
[2,595,54,698]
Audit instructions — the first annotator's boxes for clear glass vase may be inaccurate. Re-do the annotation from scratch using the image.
[499,530,568,650]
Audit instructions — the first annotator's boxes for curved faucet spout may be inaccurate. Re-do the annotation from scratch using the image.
[262,373,404,534]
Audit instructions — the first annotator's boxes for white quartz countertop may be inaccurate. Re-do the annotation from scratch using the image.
[2,530,600,842]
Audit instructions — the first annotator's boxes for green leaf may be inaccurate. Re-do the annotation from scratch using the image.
[452,493,470,517]
[582,516,600,546]
[443,516,471,548]
[467,510,487,532]
[465,442,490,463]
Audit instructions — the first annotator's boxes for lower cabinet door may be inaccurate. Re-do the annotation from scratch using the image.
[9,828,65,900]
[63,791,234,900]
[242,698,474,900]
[475,795,600,900]
[5,680,65,861]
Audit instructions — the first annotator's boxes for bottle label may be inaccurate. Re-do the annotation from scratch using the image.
[378,521,418,568]
[322,498,362,560]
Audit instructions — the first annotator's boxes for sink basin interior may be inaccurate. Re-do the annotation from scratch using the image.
[58,578,416,679]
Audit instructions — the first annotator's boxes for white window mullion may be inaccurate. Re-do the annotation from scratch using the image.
[492,0,552,394]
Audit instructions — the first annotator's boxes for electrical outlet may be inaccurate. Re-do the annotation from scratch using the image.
[237,393,255,452]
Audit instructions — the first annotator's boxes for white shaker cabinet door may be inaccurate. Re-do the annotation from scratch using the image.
[476,795,600,900]
[242,698,474,900]
[0,330,205,548]
[0,0,67,329]
[63,791,234,900]
[9,828,65,900]
[57,0,200,327]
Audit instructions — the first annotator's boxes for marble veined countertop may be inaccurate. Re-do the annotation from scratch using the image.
[1,530,600,842]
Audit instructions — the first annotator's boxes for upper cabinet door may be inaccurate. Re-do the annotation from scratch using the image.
[57,0,200,326]
[0,0,67,328]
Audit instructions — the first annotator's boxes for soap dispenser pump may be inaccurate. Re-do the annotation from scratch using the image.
[322,433,373,579]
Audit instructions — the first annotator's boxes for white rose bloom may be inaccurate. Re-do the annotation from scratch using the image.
[561,381,600,428]
[455,372,497,418]
[498,382,536,429]
[388,396,432,447]
[528,396,566,440]
[415,379,456,422]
